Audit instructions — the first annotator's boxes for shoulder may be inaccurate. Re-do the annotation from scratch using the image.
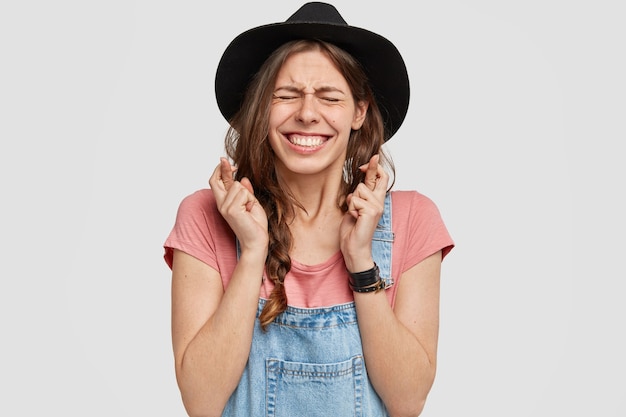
[179,188,216,209]
[389,189,452,245]
[389,189,454,261]
[172,188,229,232]
[176,189,218,217]
[164,188,234,271]
[171,188,233,248]
[390,190,441,216]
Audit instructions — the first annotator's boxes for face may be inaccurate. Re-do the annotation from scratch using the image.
[268,49,368,179]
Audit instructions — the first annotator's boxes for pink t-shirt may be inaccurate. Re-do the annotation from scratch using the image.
[164,189,454,308]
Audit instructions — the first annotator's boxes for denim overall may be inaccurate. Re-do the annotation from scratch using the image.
[224,194,394,417]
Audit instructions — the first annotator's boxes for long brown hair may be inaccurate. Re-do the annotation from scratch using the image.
[225,40,395,329]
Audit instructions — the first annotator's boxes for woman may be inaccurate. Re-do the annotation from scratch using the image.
[163,3,454,416]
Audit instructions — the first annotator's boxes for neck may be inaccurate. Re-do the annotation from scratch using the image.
[278,172,345,223]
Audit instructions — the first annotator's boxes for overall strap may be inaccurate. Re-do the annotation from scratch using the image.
[371,192,395,288]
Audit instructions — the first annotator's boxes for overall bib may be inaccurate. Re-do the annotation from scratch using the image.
[224,194,394,417]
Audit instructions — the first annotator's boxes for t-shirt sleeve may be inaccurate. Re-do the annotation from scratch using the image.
[394,191,455,274]
[163,189,227,271]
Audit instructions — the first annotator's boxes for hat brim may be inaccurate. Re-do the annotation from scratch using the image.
[215,21,409,141]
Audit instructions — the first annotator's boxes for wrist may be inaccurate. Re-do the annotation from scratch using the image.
[347,263,386,293]
[238,246,268,264]
[344,254,374,274]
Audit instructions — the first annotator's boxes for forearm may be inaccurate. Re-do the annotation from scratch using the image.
[355,292,436,417]
[176,252,265,417]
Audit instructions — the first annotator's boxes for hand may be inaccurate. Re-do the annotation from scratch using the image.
[209,158,269,255]
[339,154,389,272]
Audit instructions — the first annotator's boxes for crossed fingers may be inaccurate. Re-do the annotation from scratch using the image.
[361,154,387,193]
[345,155,388,218]
[209,157,237,192]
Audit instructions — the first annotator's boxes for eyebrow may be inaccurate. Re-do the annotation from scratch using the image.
[273,85,346,95]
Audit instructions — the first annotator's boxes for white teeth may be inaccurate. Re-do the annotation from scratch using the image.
[290,136,324,147]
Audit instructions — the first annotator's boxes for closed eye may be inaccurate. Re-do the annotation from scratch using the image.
[273,94,299,101]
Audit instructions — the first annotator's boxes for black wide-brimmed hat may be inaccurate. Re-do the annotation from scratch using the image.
[215,2,410,141]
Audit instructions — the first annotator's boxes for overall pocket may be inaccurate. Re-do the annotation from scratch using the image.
[266,355,364,417]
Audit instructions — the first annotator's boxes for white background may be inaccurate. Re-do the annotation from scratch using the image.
[1,0,624,415]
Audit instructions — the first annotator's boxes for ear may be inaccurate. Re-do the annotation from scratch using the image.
[351,100,369,130]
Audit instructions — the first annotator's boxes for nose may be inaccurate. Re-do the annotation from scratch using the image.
[295,94,319,124]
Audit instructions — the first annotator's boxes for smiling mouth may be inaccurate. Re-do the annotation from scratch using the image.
[288,135,327,148]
